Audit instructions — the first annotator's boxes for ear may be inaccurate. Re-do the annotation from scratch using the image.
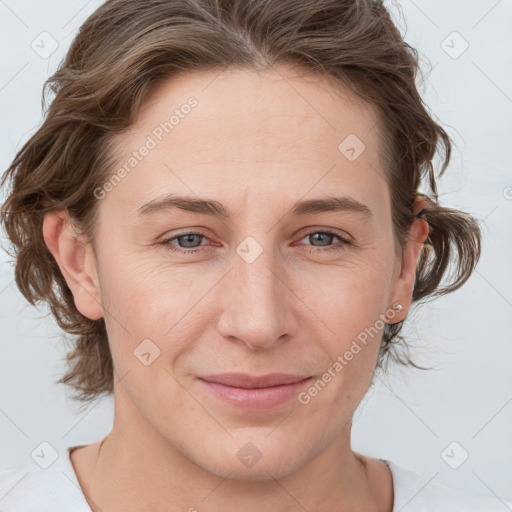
[387,197,430,323]
[42,210,104,320]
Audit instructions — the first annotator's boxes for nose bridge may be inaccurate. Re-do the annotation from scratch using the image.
[236,243,280,307]
[217,237,293,349]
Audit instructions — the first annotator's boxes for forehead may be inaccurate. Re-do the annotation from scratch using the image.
[105,65,389,219]
[131,64,383,153]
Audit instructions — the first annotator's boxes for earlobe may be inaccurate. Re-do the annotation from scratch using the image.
[42,210,104,320]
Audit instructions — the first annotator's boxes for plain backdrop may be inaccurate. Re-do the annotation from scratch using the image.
[1,0,511,501]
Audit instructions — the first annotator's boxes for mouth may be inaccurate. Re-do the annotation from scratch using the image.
[197,373,313,410]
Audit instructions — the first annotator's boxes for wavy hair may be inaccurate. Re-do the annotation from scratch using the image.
[0,0,481,403]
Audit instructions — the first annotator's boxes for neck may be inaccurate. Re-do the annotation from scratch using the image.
[82,440,381,512]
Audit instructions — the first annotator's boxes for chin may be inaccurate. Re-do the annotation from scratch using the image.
[171,431,303,482]
[201,454,302,482]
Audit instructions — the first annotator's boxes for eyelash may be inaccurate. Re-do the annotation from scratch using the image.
[159,228,351,255]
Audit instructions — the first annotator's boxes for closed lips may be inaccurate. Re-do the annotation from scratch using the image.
[198,373,311,389]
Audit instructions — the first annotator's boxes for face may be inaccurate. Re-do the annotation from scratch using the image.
[46,64,426,480]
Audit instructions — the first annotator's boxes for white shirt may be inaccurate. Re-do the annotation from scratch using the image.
[0,446,511,511]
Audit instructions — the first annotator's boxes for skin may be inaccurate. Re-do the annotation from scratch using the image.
[43,64,429,512]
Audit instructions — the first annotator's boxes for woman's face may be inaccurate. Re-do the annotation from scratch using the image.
[67,65,425,479]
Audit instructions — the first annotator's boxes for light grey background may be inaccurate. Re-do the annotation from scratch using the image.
[1,0,511,501]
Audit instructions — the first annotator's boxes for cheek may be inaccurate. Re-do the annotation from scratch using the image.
[301,258,394,333]
[98,235,394,366]
[298,258,393,390]
[300,282,387,414]
[97,253,214,370]
[100,247,201,321]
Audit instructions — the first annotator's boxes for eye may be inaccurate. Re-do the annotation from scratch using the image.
[159,230,210,254]
[297,229,351,253]
[159,228,351,255]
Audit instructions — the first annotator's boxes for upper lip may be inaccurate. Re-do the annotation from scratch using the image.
[199,373,311,389]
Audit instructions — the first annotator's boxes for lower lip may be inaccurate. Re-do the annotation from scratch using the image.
[198,377,313,410]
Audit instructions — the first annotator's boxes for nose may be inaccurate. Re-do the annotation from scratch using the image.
[216,243,297,351]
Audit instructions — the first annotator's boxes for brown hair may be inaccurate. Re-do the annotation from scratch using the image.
[0,0,481,403]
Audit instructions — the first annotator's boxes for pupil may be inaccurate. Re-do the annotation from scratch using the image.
[311,233,331,246]
[180,234,200,247]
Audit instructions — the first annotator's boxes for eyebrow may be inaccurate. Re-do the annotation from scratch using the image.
[137,193,373,219]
